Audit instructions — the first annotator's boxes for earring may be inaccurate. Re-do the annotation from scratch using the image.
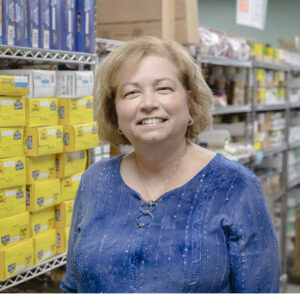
[187,117,193,126]
[118,127,123,135]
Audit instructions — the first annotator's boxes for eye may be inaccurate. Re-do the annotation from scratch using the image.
[124,90,140,99]
[157,87,173,94]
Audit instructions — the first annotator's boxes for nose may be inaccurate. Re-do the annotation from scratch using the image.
[140,90,159,112]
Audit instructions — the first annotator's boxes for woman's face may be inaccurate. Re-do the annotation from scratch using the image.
[115,54,191,147]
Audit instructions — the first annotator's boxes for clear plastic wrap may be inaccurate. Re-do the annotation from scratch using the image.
[226,37,250,60]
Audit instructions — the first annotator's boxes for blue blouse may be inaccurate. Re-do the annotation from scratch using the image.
[61,153,280,293]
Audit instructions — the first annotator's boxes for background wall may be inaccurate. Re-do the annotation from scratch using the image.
[198,0,300,46]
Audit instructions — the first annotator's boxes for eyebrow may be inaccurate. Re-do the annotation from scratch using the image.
[120,78,176,91]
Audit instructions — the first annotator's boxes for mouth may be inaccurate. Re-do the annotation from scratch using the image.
[137,117,168,125]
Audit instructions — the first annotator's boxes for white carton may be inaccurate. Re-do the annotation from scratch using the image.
[0,70,56,98]
[56,71,93,98]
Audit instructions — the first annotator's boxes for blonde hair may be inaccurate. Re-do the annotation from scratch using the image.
[95,36,213,147]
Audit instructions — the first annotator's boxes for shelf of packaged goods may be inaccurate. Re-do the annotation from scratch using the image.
[0,253,66,292]
[259,144,287,158]
[0,45,97,65]
[289,102,300,109]
[212,104,251,115]
[269,188,286,202]
[198,54,252,68]
[96,38,125,54]
[257,169,283,183]
[255,104,288,111]
[288,177,300,190]
[289,140,300,149]
[254,60,289,71]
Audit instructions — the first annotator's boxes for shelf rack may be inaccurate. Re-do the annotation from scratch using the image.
[213,104,251,115]
[0,253,66,292]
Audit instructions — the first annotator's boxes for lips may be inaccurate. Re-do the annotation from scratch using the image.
[138,117,168,125]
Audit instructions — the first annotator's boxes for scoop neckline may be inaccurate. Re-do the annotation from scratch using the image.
[116,152,220,204]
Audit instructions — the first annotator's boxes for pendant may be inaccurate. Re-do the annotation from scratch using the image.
[148,200,153,208]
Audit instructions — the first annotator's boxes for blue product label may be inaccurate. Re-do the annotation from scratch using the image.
[34,223,40,233]
[8,263,15,274]
[1,235,10,246]
[50,101,56,110]
[16,189,24,199]
[55,209,60,221]
[41,79,50,84]
[14,82,28,88]
[37,197,44,207]
[56,129,62,138]
[8,2,14,22]
[14,100,23,110]
[38,250,43,260]
[32,170,39,180]
[15,3,22,24]
[56,233,60,248]
[14,130,21,140]
[82,79,88,84]
[26,190,30,206]
[16,160,24,170]
[33,7,39,26]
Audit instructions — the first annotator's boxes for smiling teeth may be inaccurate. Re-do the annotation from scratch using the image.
[140,118,164,125]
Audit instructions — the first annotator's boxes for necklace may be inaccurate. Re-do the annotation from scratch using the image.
[134,144,188,206]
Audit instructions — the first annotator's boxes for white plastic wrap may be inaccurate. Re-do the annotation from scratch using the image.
[226,37,250,60]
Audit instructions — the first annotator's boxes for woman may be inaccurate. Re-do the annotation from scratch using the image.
[61,36,280,293]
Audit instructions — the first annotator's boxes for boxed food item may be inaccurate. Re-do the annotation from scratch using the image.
[76,0,95,52]
[63,122,99,152]
[56,150,87,178]
[0,97,25,127]
[25,125,63,156]
[0,212,29,250]
[97,0,198,44]
[26,98,58,127]
[62,0,76,51]
[0,156,26,189]
[55,200,74,228]
[0,185,26,219]
[50,0,62,50]
[0,70,56,98]
[1,0,15,46]
[56,226,70,253]
[29,207,55,237]
[58,96,94,125]
[0,127,24,158]
[0,239,34,281]
[26,155,56,185]
[61,172,82,201]
[33,229,56,265]
[26,178,61,212]
[27,0,39,48]
[56,71,94,98]
[0,76,28,97]
[39,0,50,49]
[15,0,26,46]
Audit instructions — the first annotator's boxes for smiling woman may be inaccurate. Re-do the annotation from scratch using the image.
[61,36,280,293]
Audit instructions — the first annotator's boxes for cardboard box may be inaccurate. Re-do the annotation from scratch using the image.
[76,0,95,53]
[58,96,93,126]
[0,212,29,250]
[0,239,34,281]
[0,156,26,189]
[26,98,59,127]
[56,150,87,178]
[0,75,28,97]
[15,0,26,46]
[0,185,26,220]
[55,200,74,228]
[25,125,63,157]
[26,178,61,212]
[27,0,39,48]
[50,0,62,50]
[0,127,24,158]
[39,0,50,49]
[0,70,56,98]
[29,207,55,237]
[97,0,198,44]
[61,172,82,201]
[56,226,70,254]
[1,0,15,46]
[62,0,76,51]
[26,155,56,185]
[63,122,99,152]
[33,229,56,265]
[0,97,25,127]
[56,71,94,98]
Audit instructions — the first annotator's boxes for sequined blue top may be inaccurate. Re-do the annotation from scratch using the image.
[61,153,280,293]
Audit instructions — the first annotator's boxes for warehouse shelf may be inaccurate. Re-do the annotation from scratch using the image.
[257,169,283,183]
[198,54,252,68]
[0,253,66,292]
[255,104,288,111]
[290,65,300,73]
[288,177,300,190]
[0,45,97,65]
[289,140,300,149]
[212,104,251,115]
[96,38,125,54]
[289,102,300,109]
[254,60,290,71]
[260,144,287,157]
[270,188,286,202]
